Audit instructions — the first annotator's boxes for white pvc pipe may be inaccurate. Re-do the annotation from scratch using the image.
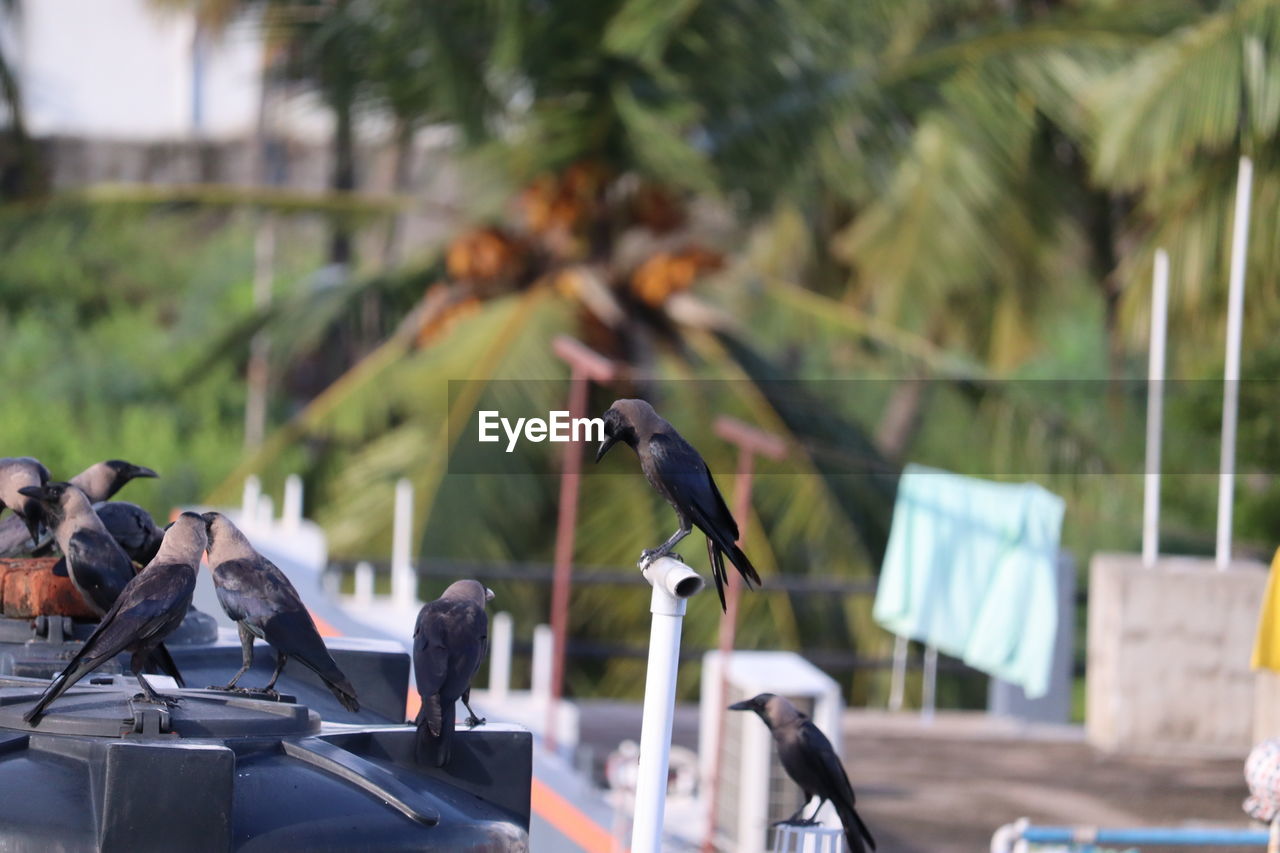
[1142,249,1169,569]
[282,473,303,530]
[489,611,513,702]
[631,556,702,853]
[392,478,416,608]
[1217,156,1253,570]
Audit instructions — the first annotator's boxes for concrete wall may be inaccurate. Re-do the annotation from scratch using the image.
[1087,553,1267,755]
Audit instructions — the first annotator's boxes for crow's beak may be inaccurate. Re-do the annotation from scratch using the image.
[130,465,158,479]
[17,485,51,502]
[728,699,754,712]
[163,521,175,532]
[595,434,619,464]
[484,587,496,603]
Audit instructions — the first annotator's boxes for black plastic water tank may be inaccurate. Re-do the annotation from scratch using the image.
[0,680,531,851]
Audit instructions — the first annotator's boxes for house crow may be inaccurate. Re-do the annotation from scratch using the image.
[18,482,136,616]
[730,693,875,853]
[0,457,50,545]
[23,512,206,724]
[94,501,165,566]
[203,511,359,712]
[596,398,760,610]
[71,459,158,503]
[413,580,493,766]
[0,458,157,557]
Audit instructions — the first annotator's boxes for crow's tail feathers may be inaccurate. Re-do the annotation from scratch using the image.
[148,642,185,688]
[414,694,454,766]
[324,675,360,713]
[837,802,876,853]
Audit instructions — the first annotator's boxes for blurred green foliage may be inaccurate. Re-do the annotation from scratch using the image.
[3,0,1280,708]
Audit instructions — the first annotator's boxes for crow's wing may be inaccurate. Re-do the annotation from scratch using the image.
[647,433,739,540]
[797,721,875,850]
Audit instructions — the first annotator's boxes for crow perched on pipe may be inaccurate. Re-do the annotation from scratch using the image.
[595,398,760,610]
[19,482,137,616]
[730,693,876,853]
[0,457,50,545]
[93,501,165,567]
[0,459,157,557]
[23,512,207,724]
[413,580,493,766]
[203,511,359,712]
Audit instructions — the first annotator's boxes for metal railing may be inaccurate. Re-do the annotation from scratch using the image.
[990,818,1276,852]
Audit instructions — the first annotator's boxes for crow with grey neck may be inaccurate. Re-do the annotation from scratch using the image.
[94,501,165,566]
[23,512,206,724]
[596,398,760,610]
[413,580,493,766]
[203,511,359,712]
[72,459,158,502]
[0,458,156,557]
[730,693,875,853]
[0,457,51,545]
[18,482,137,616]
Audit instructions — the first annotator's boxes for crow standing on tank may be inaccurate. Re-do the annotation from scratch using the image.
[0,457,51,545]
[730,693,876,853]
[595,398,761,610]
[23,512,208,724]
[18,482,137,616]
[0,458,157,556]
[413,580,493,766]
[94,501,166,566]
[203,511,360,711]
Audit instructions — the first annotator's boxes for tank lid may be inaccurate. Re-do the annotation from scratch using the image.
[0,676,320,738]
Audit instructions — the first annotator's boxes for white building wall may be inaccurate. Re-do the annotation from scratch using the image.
[10,0,264,141]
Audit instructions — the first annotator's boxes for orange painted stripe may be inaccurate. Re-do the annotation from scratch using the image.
[531,777,623,853]
[405,690,421,721]
[310,610,341,638]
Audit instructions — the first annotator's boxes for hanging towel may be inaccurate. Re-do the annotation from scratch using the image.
[1251,548,1280,672]
[873,464,1065,698]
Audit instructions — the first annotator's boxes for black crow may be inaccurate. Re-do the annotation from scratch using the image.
[71,459,158,503]
[596,398,760,610]
[18,482,135,616]
[730,693,875,853]
[203,511,359,712]
[413,580,493,766]
[94,501,165,566]
[0,458,157,557]
[23,512,206,724]
[0,457,50,545]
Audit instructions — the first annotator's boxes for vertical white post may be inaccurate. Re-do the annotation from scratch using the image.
[242,476,261,526]
[256,495,274,527]
[1217,156,1253,570]
[1143,249,1170,569]
[283,474,303,530]
[921,644,938,723]
[531,623,554,702]
[354,560,374,606]
[392,478,416,608]
[889,635,908,712]
[489,611,513,702]
[631,557,702,853]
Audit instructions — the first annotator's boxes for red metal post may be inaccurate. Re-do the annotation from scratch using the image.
[702,416,786,851]
[547,336,615,753]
